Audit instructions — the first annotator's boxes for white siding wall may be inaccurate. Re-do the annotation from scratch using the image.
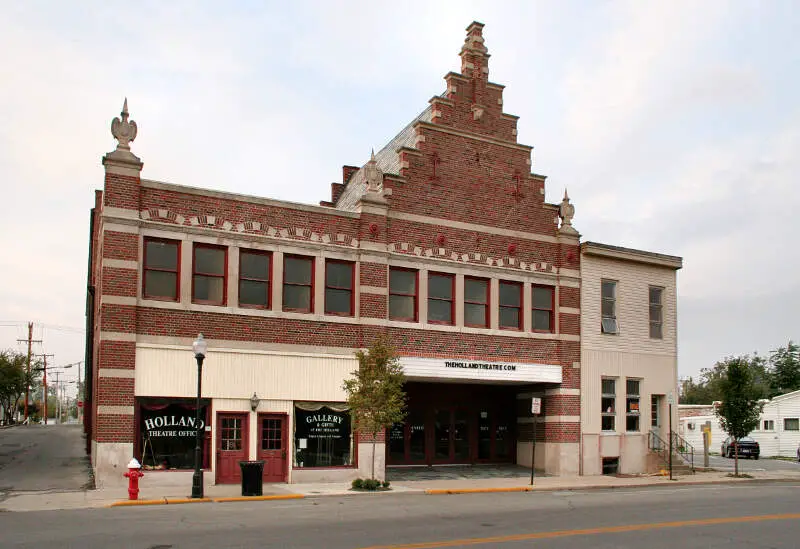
[678,391,800,458]
[580,253,679,474]
[135,345,356,401]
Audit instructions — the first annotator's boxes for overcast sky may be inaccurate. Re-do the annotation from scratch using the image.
[1,1,798,393]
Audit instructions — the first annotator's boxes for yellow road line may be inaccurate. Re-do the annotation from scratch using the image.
[359,513,800,549]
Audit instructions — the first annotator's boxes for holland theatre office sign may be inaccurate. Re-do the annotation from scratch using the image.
[139,401,208,470]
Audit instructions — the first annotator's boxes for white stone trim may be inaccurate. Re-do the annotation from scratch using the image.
[99,331,136,342]
[417,121,531,151]
[97,405,134,415]
[387,211,560,244]
[103,207,139,221]
[545,388,581,396]
[560,307,580,315]
[141,179,360,218]
[101,295,137,306]
[360,286,388,295]
[102,222,139,234]
[99,369,136,378]
[136,336,358,356]
[517,416,580,424]
[102,259,138,270]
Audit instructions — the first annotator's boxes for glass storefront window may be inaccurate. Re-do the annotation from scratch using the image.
[294,404,353,468]
[138,400,209,470]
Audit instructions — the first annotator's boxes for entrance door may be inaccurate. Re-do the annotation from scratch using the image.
[433,408,471,463]
[258,414,287,482]
[216,413,248,484]
[477,410,513,462]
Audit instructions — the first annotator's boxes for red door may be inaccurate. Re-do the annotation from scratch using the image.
[258,414,288,482]
[216,413,249,484]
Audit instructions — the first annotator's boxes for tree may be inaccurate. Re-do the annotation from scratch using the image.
[714,356,764,477]
[0,351,36,423]
[768,341,800,397]
[342,336,407,480]
[679,355,770,404]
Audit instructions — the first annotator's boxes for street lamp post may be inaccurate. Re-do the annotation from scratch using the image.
[191,334,207,499]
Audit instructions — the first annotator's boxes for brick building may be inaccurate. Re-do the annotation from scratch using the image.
[84,22,680,487]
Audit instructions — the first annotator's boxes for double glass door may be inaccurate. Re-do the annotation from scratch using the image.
[388,407,513,465]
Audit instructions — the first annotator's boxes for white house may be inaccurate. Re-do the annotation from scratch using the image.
[679,390,800,458]
[580,242,682,475]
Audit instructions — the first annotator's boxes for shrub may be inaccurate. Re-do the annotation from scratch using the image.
[382,480,390,488]
[351,478,364,489]
[362,478,381,491]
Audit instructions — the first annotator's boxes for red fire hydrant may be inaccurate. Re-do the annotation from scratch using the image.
[124,458,144,500]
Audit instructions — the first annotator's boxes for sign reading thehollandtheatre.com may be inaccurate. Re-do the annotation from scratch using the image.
[399,357,562,384]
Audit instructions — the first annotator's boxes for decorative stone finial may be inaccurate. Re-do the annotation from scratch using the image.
[558,188,578,235]
[364,149,383,193]
[111,98,138,151]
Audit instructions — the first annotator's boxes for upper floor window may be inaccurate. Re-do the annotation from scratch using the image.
[499,281,522,330]
[601,280,618,334]
[532,286,554,333]
[325,260,354,316]
[389,268,417,321]
[283,255,314,313]
[239,250,271,308]
[193,244,226,305]
[143,238,180,301]
[649,287,663,339]
[626,379,641,432]
[428,272,454,325]
[601,378,616,431]
[784,418,799,431]
[763,419,775,431]
[464,277,489,328]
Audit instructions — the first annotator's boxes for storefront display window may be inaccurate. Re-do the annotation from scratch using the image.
[294,404,353,468]
[138,399,209,470]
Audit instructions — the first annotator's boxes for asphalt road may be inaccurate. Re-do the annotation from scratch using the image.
[0,481,798,548]
[0,425,90,495]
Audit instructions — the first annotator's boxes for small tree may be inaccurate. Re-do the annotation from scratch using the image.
[715,356,764,476]
[343,336,406,480]
[0,351,36,423]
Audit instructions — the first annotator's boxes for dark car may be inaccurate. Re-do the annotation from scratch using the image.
[721,436,760,459]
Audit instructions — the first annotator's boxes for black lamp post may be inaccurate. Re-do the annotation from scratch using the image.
[191,333,207,499]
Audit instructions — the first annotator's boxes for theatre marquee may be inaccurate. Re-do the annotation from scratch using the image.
[399,357,562,384]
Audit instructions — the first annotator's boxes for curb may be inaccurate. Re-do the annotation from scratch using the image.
[108,497,212,507]
[213,494,304,503]
[422,476,800,496]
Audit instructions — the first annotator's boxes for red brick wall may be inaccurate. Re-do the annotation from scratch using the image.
[560,287,580,308]
[97,378,135,406]
[98,341,136,369]
[102,232,138,261]
[101,267,137,297]
[95,414,135,443]
[360,263,387,287]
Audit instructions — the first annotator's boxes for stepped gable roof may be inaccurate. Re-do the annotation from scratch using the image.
[334,105,432,211]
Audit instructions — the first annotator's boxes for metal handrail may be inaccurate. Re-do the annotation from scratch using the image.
[670,431,695,472]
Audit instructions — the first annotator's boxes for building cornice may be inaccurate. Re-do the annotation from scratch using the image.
[140,179,361,219]
[415,121,532,152]
[581,242,683,270]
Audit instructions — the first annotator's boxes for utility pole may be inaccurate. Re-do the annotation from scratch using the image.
[17,322,42,422]
[35,353,54,424]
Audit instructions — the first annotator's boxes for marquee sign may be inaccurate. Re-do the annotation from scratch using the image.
[399,357,562,384]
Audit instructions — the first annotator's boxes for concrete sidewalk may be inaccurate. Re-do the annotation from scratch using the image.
[3,469,800,512]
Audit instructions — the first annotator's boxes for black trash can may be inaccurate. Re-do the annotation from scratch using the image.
[239,460,265,496]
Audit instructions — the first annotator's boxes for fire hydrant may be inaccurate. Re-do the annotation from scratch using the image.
[124,458,144,500]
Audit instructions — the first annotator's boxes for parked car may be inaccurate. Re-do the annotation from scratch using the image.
[721,436,760,459]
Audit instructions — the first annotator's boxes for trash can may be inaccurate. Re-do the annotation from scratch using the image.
[239,460,265,496]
